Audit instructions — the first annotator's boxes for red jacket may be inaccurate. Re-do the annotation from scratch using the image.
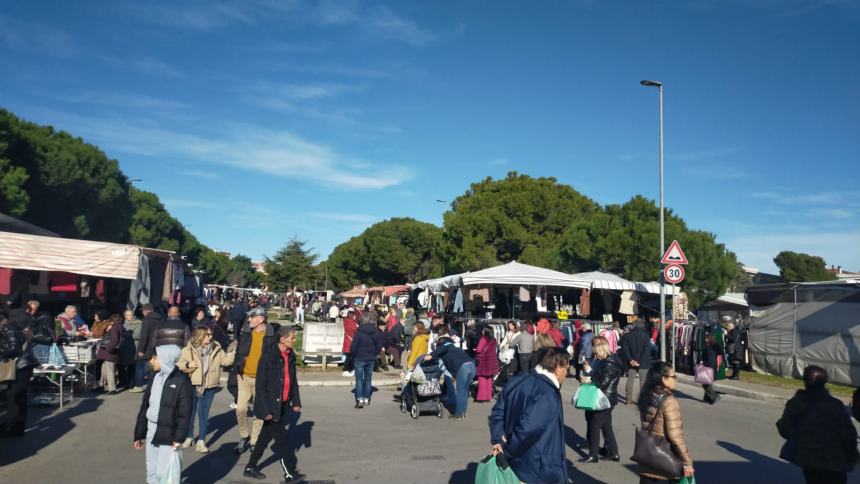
[548,328,564,347]
[342,317,358,353]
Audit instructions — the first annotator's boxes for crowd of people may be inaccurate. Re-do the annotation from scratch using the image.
[2,294,860,484]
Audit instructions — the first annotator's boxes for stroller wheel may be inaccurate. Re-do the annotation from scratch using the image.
[436,401,444,418]
[410,403,419,419]
[400,398,407,414]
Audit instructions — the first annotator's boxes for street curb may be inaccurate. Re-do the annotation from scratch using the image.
[676,373,790,404]
[297,377,401,388]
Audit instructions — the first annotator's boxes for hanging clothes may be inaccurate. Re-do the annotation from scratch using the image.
[50,272,80,292]
[469,288,490,304]
[518,287,530,302]
[578,288,591,317]
[453,289,464,313]
[535,286,547,312]
[162,258,173,302]
[128,253,151,310]
[0,268,11,295]
[618,291,638,315]
[28,271,50,295]
[600,327,620,353]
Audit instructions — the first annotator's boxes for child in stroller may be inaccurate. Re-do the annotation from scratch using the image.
[399,357,445,419]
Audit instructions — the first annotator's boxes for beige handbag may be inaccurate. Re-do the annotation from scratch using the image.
[0,358,16,382]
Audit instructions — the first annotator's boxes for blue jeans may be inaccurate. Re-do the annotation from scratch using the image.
[446,362,476,416]
[187,387,217,440]
[134,359,148,388]
[354,360,374,401]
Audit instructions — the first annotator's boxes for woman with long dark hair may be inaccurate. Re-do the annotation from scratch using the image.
[636,362,695,483]
[475,326,500,402]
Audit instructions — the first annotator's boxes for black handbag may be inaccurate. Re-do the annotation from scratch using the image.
[631,395,684,478]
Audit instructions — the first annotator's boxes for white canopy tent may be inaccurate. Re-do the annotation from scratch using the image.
[0,230,143,280]
[413,273,464,291]
[634,281,681,296]
[460,261,590,288]
[571,271,637,291]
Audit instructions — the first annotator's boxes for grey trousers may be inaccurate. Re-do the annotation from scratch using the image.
[625,368,650,403]
[100,360,116,392]
[145,420,181,484]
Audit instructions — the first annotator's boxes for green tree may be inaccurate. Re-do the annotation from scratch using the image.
[326,217,443,289]
[0,108,134,241]
[439,172,600,273]
[0,155,29,216]
[774,251,837,282]
[226,254,263,288]
[556,195,737,308]
[265,237,319,292]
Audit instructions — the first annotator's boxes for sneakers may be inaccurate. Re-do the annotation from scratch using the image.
[243,467,266,480]
[363,398,370,406]
[578,457,599,464]
[229,402,237,409]
[235,437,250,454]
[448,414,465,421]
[355,401,364,409]
[195,440,208,453]
[181,437,193,449]
[342,371,354,377]
[128,386,144,393]
[282,470,305,484]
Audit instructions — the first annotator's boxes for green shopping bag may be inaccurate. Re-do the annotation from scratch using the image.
[574,383,599,410]
[680,475,696,484]
[475,454,519,484]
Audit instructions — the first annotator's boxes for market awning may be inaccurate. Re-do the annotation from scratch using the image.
[715,292,749,307]
[414,274,464,291]
[0,230,142,280]
[461,261,590,289]
[384,285,411,296]
[340,285,366,298]
[571,271,637,291]
[634,281,681,296]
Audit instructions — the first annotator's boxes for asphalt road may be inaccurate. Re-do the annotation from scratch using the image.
[1,377,858,484]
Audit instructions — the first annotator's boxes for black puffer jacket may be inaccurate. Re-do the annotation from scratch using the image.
[592,353,625,406]
[726,327,744,363]
[0,322,23,359]
[777,387,858,472]
[29,311,55,345]
[133,367,193,446]
[154,318,190,347]
[253,340,301,422]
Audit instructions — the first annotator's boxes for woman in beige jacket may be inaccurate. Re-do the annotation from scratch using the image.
[178,327,236,452]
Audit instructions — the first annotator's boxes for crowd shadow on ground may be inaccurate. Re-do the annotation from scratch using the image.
[619,439,806,483]
[0,397,103,467]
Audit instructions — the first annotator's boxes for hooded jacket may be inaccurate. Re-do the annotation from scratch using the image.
[350,323,383,362]
[133,346,193,446]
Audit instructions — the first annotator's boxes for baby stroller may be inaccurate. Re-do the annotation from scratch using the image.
[400,358,445,419]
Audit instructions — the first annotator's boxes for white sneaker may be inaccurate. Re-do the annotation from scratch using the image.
[181,437,193,448]
[196,440,209,453]
[229,402,237,409]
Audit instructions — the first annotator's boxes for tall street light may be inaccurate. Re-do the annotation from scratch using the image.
[640,79,666,362]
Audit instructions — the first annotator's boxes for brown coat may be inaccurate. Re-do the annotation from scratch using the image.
[177,342,236,389]
[91,320,111,339]
[639,390,693,479]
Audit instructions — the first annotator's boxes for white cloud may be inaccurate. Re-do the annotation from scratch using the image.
[748,190,860,206]
[34,110,411,190]
[487,158,509,167]
[0,15,77,58]
[310,212,378,223]
[181,170,222,181]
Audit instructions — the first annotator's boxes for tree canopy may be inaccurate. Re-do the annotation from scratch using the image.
[439,172,600,273]
[774,251,837,282]
[265,237,319,292]
[441,174,738,308]
[0,108,261,286]
[326,217,443,289]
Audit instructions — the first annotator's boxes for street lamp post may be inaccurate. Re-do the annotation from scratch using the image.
[640,79,666,363]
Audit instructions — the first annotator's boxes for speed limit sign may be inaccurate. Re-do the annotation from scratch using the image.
[664,264,685,284]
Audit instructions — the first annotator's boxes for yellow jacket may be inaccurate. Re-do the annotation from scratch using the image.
[407,333,429,368]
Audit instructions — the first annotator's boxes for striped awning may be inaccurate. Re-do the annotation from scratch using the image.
[571,271,638,291]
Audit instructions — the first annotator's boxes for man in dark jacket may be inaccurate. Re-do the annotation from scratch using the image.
[425,332,476,420]
[1,311,38,437]
[233,307,274,453]
[777,365,858,484]
[24,300,54,364]
[619,319,652,405]
[133,344,193,483]
[131,304,162,393]
[229,299,247,335]
[490,347,571,484]
[350,317,383,408]
[243,325,303,482]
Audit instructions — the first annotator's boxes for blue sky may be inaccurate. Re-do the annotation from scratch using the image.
[1,0,858,274]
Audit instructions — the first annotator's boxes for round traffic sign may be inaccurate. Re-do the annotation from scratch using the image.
[664,264,685,284]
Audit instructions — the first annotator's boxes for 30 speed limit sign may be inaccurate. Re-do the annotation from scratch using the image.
[664,264,685,284]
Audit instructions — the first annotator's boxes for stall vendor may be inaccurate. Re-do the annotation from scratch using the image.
[56,305,90,340]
